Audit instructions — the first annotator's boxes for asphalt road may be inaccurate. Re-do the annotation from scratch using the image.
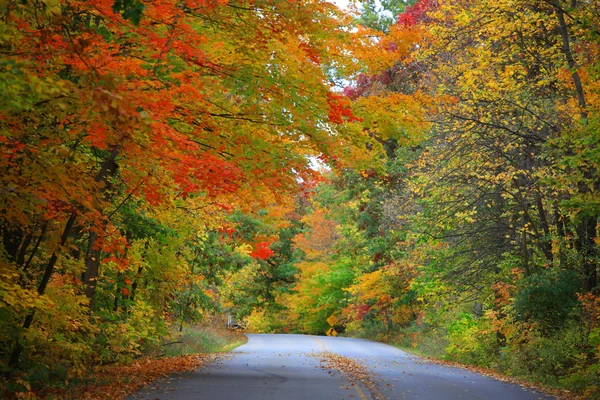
[129,334,554,400]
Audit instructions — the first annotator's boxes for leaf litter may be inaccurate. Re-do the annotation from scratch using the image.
[314,351,387,400]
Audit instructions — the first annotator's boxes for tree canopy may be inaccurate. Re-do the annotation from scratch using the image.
[1,0,599,398]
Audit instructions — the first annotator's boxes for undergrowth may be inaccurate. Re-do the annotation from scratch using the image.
[2,324,246,399]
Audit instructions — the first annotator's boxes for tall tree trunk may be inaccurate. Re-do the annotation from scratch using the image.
[554,2,587,119]
[554,2,598,293]
[19,223,48,286]
[83,231,102,309]
[522,213,530,277]
[83,147,120,310]
[534,192,553,262]
[112,231,133,312]
[575,218,598,292]
[15,233,33,267]
[553,202,568,268]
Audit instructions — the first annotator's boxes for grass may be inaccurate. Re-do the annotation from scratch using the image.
[163,324,248,357]
[388,336,581,400]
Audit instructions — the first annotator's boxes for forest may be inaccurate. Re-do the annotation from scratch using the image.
[1,0,599,398]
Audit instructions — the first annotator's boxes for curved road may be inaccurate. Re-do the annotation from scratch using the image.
[129,334,553,400]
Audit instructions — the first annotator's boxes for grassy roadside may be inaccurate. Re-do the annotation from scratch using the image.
[17,325,247,400]
[162,325,248,357]
[391,344,578,400]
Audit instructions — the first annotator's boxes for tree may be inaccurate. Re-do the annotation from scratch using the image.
[0,0,372,382]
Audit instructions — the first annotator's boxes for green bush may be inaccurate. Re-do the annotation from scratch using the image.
[445,313,496,366]
[512,268,580,333]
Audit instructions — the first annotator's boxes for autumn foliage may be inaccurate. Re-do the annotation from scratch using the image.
[0,0,369,395]
[237,0,600,397]
[1,0,600,398]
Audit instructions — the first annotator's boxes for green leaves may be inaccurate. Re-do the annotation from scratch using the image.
[112,0,145,25]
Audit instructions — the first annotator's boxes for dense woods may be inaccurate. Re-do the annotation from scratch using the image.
[1,0,599,397]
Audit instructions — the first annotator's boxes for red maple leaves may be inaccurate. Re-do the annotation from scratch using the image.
[326,92,361,124]
[250,241,274,260]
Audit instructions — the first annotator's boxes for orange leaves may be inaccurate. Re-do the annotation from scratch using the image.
[491,281,513,308]
[142,183,165,207]
[326,92,361,125]
[86,123,110,149]
[293,207,340,259]
[298,42,321,64]
[317,351,380,396]
[0,0,400,388]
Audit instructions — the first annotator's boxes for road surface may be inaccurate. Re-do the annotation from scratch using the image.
[129,334,553,400]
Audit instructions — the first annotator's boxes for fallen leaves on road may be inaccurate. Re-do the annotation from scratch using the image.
[316,352,386,400]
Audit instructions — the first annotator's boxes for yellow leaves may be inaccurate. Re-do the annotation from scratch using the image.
[295,261,329,285]
[454,208,478,224]
[234,243,253,258]
[353,91,430,146]
[347,269,390,302]
[425,0,567,105]
[0,264,52,313]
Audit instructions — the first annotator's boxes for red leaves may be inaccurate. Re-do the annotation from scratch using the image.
[342,86,360,100]
[250,241,274,260]
[355,304,371,321]
[86,123,110,149]
[342,73,374,101]
[397,0,436,27]
[142,183,165,207]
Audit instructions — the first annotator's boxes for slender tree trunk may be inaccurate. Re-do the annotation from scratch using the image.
[83,231,102,309]
[553,202,568,268]
[553,2,598,293]
[534,192,553,262]
[129,265,144,303]
[113,271,123,312]
[112,231,133,312]
[522,218,530,277]
[575,218,598,292]
[19,222,48,284]
[15,233,33,267]
[130,241,150,303]
[19,223,48,286]
[554,2,587,119]
[9,213,77,367]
